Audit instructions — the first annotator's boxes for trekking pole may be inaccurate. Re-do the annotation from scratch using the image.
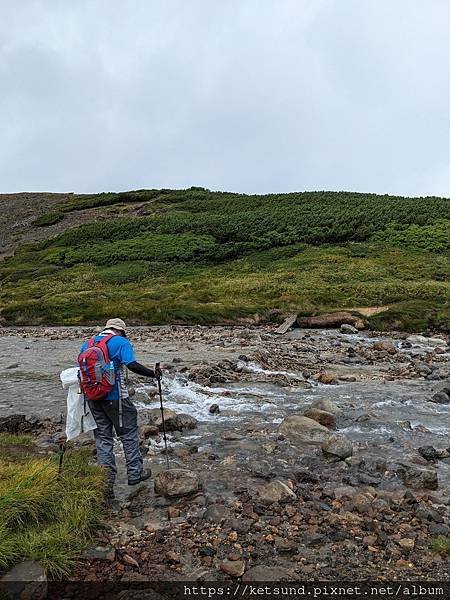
[155,362,170,470]
[57,439,67,480]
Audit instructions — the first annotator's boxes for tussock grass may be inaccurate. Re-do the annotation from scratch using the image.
[0,438,106,578]
[430,536,450,555]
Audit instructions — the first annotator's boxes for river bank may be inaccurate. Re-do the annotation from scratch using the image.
[0,325,449,584]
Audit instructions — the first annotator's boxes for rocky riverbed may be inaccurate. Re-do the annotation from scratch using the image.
[0,325,449,583]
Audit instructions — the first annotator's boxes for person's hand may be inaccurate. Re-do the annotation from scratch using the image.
[154,363,163,380]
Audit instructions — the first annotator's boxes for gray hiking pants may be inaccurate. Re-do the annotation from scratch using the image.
[88,396,143,485]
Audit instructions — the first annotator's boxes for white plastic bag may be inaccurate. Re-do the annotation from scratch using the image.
[60,367,97,440]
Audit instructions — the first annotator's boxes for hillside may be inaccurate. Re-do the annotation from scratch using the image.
[0,188,449,330]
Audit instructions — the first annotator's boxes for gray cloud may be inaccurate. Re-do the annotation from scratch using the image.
[0,0,449,196]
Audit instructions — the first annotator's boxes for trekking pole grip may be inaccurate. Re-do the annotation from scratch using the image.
[155,361,162,381]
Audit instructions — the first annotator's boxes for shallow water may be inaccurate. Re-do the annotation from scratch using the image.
[1,327,449,489]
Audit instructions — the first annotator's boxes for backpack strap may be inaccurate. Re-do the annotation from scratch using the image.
[92,333,115,362]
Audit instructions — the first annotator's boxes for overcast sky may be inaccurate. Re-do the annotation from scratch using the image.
[0,0,449,196]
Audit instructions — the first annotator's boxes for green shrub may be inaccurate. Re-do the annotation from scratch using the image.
[32,212,64,227]
[62,233,217,266]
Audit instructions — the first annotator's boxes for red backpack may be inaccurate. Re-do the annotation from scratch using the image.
[77,334,116,401]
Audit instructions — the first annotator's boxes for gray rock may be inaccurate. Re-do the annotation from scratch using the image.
[322,434,353,460]
[165,413,198,431]
[396,463,438,490]
[83,545,115,561]
[418,446,440,462]
[0,561,47,600]
[242,566,293,582]
[430,392,449,404]
[209,403,220,414]
[154,468,200,498]
[278,415,332,447]
[203,504,231,523]
[333,485,358,499]
[146,407,177,428]
[310,398,342,416]
[303,408,336,429]
[429,523,449,536]
[258,480,297,504]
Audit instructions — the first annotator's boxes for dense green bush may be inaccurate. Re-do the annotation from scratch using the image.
[33,212,64,227]
[372,220,450,253]
[62,233,217,266]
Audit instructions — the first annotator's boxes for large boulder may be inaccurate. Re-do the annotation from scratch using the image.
[297,312,364,329]
[303,408,336,429]
[154,469,200,498]
[396,463,438,490]
[258,480,297,505]
[0,561,47,600]
[278,416,331,447]
[322,434,353,460]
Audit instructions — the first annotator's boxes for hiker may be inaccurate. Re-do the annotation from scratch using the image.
[78,318,159,492]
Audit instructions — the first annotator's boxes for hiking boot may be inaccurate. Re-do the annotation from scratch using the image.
[128,469,152,486]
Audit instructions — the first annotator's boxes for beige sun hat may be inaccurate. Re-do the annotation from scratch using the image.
[105,318,127,332]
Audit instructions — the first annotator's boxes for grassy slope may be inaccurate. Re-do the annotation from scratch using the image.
[1,188,449,331]
[0,434,106,577]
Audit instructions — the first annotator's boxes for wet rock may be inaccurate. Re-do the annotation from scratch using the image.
[430,391,449,404]
[341,324,358,334]
[0,561,47,600]
[373,341,396,353]
[258,480,297,504]
[165,413,198,431]
[146,408,177,428]
[141,425,159,438]
[303,408,336,430]
[396,463,438,490]
[220,559,245,578]
[154,468,200,498]
[202,504,231,523]
[322,434,353,460]
[418,446,440,462]
[317,372,337,385]
[310,398,342,415]
[209,403,220,414]
[278,416,332,447]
